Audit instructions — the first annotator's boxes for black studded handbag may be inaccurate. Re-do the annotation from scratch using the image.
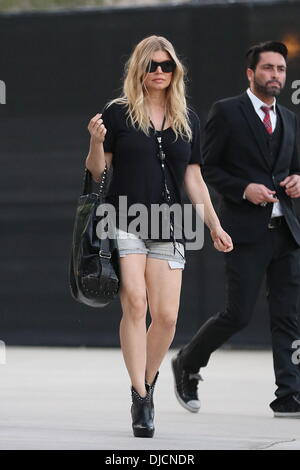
[69,164,120,308]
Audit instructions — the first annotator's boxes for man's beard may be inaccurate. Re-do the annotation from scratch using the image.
[253,76,283,97]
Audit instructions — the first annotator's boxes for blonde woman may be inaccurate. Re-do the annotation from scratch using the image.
[85,35,233,438]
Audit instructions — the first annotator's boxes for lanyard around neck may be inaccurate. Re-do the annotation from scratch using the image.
[149,116,184,259]
[150,115,166,133]
[150,116,166,160]
[150,116,170,202]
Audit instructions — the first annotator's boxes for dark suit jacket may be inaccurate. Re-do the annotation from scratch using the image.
[202,92,300,245]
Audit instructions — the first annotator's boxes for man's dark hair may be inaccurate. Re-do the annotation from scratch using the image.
[246,41,288,70]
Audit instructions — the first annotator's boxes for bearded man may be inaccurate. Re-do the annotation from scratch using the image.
[172,41,300,418]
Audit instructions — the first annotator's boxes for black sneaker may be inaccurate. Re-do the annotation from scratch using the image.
[270,393,300,418]
[171,354,203,413]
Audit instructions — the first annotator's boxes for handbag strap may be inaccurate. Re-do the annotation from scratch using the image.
[82,163,108,196]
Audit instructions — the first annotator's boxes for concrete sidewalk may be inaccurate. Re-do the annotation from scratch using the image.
[0,347,299,450]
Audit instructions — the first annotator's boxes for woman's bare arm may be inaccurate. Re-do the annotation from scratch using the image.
[184,164,233,252]
[85,112,113,183]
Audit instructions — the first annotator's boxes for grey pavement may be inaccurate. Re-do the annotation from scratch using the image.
[0,347,299,450]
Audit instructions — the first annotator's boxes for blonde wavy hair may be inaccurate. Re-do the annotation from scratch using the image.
[107,35,192,141]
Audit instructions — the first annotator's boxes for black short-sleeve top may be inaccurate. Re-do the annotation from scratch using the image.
[101,102,203,243]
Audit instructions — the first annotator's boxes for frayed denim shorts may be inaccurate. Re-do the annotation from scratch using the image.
[115,228,186,270]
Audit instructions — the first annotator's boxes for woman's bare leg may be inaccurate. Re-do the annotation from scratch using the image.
[119,254,148,397]
[145,258,182,385]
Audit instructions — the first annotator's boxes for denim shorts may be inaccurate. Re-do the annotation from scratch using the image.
[115,228,186,270]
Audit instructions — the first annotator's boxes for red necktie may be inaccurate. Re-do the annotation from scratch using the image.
[261,105,273,134]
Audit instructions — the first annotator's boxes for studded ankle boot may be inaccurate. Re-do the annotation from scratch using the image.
[145,371,159,421]
[131,386,154,438]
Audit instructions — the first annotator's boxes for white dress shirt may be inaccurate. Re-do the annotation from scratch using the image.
[245,88,282,217]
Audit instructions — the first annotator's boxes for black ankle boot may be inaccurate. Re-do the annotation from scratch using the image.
[131,386,154,438]
[145,371,159,421]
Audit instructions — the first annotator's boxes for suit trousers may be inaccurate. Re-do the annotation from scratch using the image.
[180,220,300,400]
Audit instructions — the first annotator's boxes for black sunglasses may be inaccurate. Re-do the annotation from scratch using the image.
[148,60,176,73]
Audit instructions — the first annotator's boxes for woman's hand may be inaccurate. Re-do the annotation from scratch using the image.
[87,113,107,143]
[210,226,233,252]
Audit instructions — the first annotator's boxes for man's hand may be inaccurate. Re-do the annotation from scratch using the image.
[244,183,279,205]
[210,226,233,253]
[280,175,300,198]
